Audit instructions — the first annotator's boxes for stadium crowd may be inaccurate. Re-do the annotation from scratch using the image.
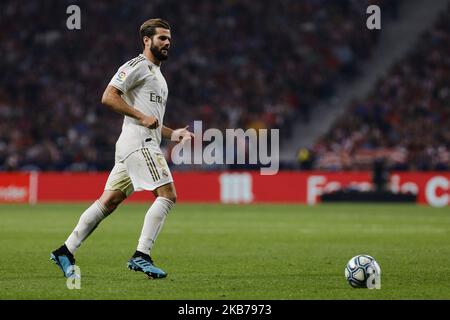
[0,0,400,171]
[313,5,450,171]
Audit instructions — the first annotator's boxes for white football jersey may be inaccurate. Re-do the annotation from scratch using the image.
[109,54,168,161]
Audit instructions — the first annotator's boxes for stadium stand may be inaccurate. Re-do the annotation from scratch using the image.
[313,4,450,171]
[0,0,401,171]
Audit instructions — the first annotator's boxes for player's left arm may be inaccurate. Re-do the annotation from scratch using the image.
[162,125,194,144]
[161,126,173,139]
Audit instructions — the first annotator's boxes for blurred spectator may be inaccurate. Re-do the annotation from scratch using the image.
[297,148,314,170]
[0,0,399,171]
[314,5,450,171]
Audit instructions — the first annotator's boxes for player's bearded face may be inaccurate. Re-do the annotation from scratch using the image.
[151,40,169,61]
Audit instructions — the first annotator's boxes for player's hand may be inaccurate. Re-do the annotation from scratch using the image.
[140,115,159,129]
[171,126,194,144]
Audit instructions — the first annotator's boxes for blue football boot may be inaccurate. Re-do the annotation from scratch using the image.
[50,244,78,279]
[127,252,167,279]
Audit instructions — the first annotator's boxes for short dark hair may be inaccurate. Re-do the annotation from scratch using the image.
[139,18,170,49]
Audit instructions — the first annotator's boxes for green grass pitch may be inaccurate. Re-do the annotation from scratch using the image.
[1,203,449,299]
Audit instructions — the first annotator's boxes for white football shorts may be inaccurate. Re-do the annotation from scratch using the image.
[104,148,173,196]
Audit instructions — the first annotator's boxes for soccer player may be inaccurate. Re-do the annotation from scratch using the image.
[50,18,192,279]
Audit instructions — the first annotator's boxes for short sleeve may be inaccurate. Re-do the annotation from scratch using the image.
[109,59,147,93]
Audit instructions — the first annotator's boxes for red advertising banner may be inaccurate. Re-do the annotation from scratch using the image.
[0,172,37,204]
[0,171,448,207]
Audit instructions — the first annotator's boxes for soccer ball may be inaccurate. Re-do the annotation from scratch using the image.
[345,254,381,288]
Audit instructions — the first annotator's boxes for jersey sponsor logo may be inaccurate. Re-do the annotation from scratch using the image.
[150,92,165,104]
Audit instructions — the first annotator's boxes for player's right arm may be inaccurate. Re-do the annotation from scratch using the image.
[101,86,158,129]
[102,58,158,129]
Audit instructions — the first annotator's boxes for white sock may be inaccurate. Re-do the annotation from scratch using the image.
[65,200,110,254]
[137,197,174,255]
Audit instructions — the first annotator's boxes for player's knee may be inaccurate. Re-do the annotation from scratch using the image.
[159,192,177,204]
[105,198,121,212]
[166,194,177,204]
[111,195,126,210]
[99,191,126,213]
